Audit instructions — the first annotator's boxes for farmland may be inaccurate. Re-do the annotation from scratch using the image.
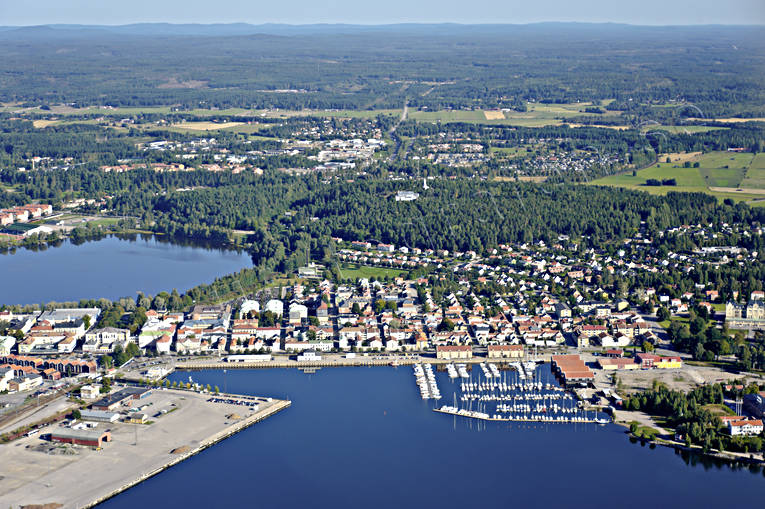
[589,151,765,203]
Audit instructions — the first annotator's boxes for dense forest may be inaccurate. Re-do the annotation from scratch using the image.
[0,24,764,116]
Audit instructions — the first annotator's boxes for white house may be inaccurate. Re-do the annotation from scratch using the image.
[0,336,16,355]
[239,299,260,318]
[729,419,764,436]
[265,299,284,317]
[288,303,308,324]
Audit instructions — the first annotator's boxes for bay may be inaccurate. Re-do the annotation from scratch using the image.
[99,366,765,509]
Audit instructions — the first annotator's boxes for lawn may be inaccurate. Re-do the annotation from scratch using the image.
[86,217,122,227]
[658,316,689,329]
[701,404,735,416]
[338,263,407,281]
[629,422,660,440]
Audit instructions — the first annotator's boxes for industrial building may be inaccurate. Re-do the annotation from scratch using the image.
[50,429,111,448]
[91,387,151,411]
[80,409,120,423]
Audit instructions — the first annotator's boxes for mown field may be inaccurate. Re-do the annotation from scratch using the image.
[338,263,407,281]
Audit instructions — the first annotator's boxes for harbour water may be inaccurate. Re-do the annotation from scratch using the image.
[0,235,252,305]
[99,366,765,508]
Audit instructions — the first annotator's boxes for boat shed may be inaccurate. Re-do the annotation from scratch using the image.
[551,354,594,386]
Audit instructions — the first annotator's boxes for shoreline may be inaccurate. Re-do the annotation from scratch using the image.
[612,417,765,466]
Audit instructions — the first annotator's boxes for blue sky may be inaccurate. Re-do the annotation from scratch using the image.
[1,0,763,26]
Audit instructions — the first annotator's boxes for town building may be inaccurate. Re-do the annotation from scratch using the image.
[725,300,765,329]
[436,345,472,360]
[487,344,524,359]
[728,419,764,436]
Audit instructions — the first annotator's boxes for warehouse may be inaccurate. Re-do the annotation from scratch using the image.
[50,429,111,448]
[80,409,120,423]
[91,387,151,411]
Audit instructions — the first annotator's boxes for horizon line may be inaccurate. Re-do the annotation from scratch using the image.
[2,21,765,28]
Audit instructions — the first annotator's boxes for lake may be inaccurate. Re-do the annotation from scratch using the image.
[100,366,765,509]
[0,235,252,305]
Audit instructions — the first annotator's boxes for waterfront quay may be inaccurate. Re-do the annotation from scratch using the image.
[174,353,538,371]
[0,388,289,509]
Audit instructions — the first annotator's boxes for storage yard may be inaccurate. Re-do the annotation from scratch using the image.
[0,388,289,508]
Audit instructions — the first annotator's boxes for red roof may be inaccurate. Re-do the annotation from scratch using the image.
[488,344,523,351]
[437,345,471,352]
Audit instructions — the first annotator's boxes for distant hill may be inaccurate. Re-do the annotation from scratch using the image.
[0,22,762,40]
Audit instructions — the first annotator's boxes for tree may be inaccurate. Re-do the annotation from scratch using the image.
[437,318,455,332]
[71,409,81,420]
[656,306,670,322]
[214,386,220,394]
[83,315,91,330]
[100,355,113,370]
[125,342,141,360]
[690,316,707,335]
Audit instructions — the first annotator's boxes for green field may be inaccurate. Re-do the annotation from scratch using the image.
[338,263,407,281]
[590,151,765,204]
[698,168,747,188]
[701,404,735,416]
[28,101,619,128]
[652,125,728,134]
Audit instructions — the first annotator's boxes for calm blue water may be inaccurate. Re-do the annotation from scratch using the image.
[0,235,252,305]
[99,367,764,509]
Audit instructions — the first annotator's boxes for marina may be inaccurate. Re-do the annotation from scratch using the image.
[413,363,441,399]
[422,361,610,425]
